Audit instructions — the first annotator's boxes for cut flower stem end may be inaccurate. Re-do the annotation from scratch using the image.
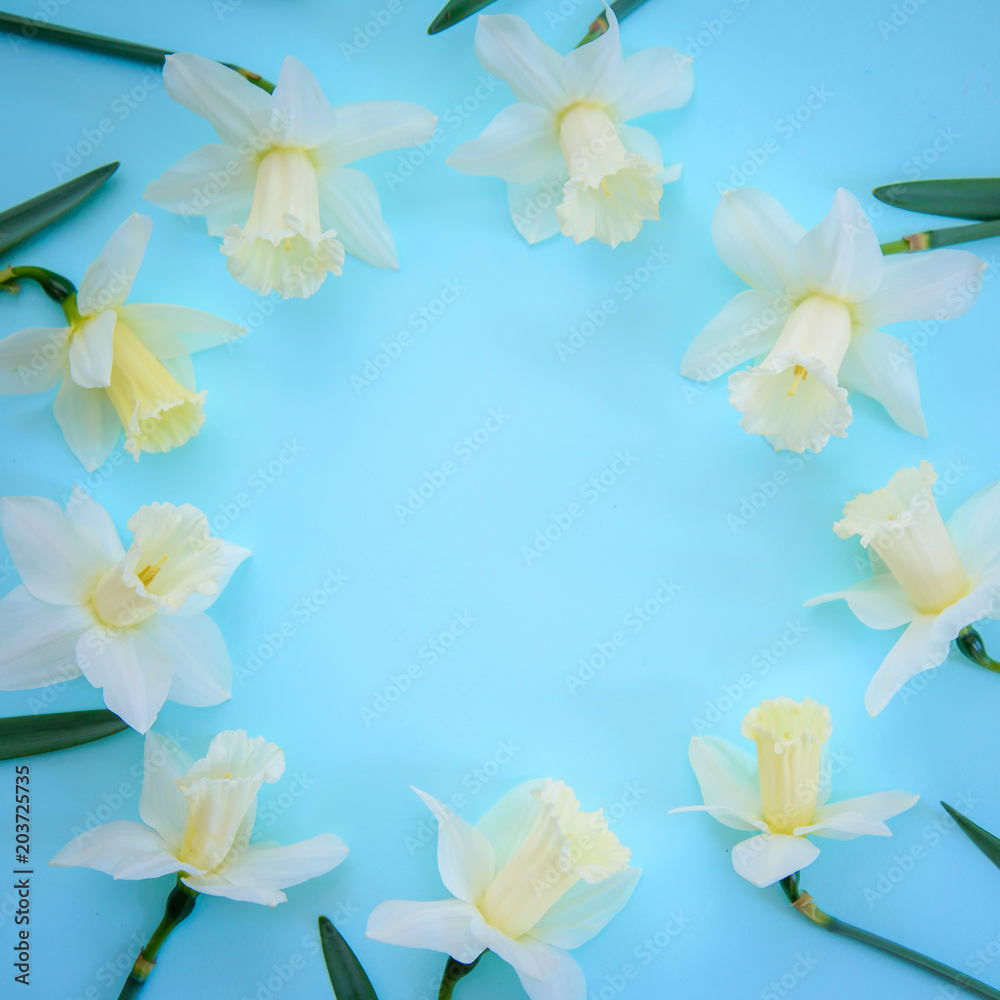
[778,873,1000,997]
[957,626,1000,673]
[438,954,483,1000]
[116,878,198,999]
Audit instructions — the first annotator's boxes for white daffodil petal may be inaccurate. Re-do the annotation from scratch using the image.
[529,867,640,950]
[314,101,438,169]
[514,942,586,1000]
[0,326,69,394]
[53,378,121,473]
[856,249,985,328]
[712,188,806,295]
[76,213,152,316]
[731,832,820,888]
[367,899,483,963]
[795,188,883,302]
[469,914,558,980]
[447,103,561,184]
[475,780,546,869]
[316,167,399,269]
[474,15,566,108]
[117,303,246,359]
[172,540,251,616]
[838,328,927,437]
[67,310,116,389]
[686,736,765,828]
[215,834,349,895]
[805,572,919,630]
[0,585,89,689]
[140,615,232,708]
[181,871,285,906]
[865,616,950,716]
[0,496,113,604]
[76,626,174,734]
[802,791,919,840]
[617,124,663,170]
[49,820,186,880]
[668,803,770,832]
[269,56,338,148]
[413,787,496,905]
[162,53,272,147]
[64,487,125,565]
[139,732,192,848]
[932,572,1000,642]
[559,4,625,104]
[948,478,1000,577]
[143,143,257,219]
[508,171,566,244]
[681,289,787,381]
[613,47,694,121]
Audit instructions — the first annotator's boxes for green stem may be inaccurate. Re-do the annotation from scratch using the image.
[957,626,1000,673]
[116,878,198,1000]
[880,218,1000,254]
[778,873,1000,997]
[0,12,274,92]
[0,265,77,309]
[438,954,483,1000]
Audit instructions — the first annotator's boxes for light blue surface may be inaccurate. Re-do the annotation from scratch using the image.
[1,1,999,998]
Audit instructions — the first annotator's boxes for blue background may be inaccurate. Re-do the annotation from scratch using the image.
[1,1,999,998]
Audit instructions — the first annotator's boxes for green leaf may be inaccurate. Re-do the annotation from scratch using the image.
[319,917,378,1000]
[0,162,118,256]
[941,801,1000,872]
[0,13,274,92]
[873,178,1000,221]
[0,709,128,761]
[427,0,496,33]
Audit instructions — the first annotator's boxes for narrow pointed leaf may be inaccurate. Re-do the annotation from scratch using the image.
[319,917,378,1000]
[880,218,1000,255]
[0,709,128,760]
[873,178,1000,221]
[0,13,274,92]
[577,0,653,46]
[0,162,118,256]
[942,801,1000,872]
[428,0,496,33]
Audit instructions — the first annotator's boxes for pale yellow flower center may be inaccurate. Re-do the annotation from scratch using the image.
[742,697,832,835]
[104,320,205,460]
[477,780,629,940]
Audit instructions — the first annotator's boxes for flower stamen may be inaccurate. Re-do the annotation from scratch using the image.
[787,365,808,397]
[138,555,168,588]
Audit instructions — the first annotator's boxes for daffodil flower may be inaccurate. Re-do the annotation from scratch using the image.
[0,488,250,733]
[447,8,693,247]
[807,462,1000,714]
[671,697,917,887]
[145,53,437,298]
[52,730,348,995]
[52,730,347,901]
[0,213,243,470]
[367,780,639,999]
[681,187,985,452]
